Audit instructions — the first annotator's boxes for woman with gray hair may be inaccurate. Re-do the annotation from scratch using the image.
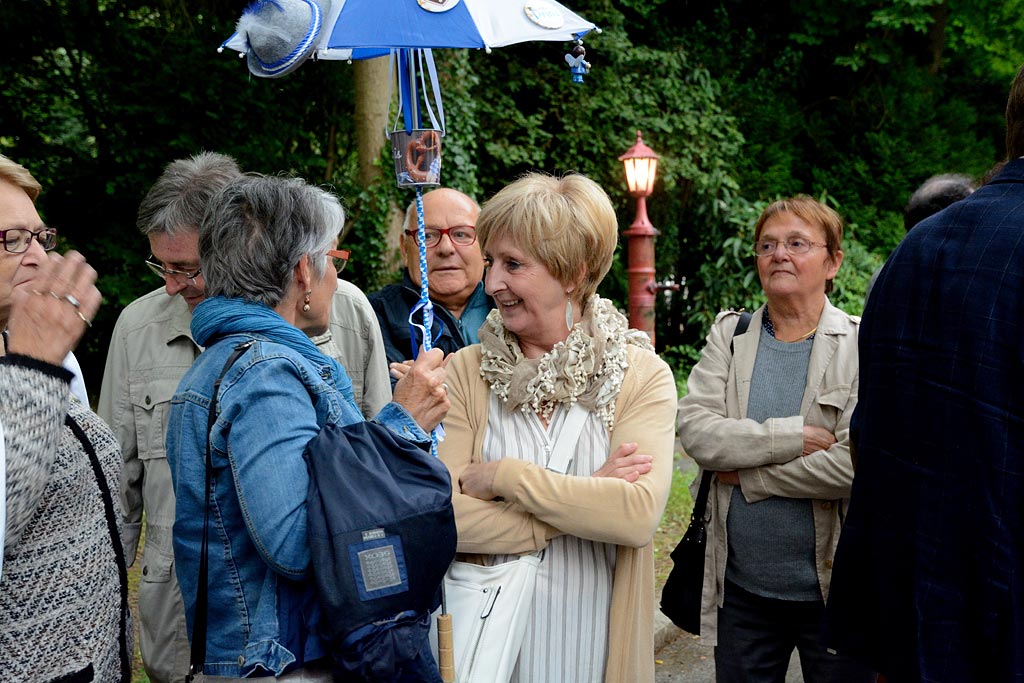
[165,174,449,680]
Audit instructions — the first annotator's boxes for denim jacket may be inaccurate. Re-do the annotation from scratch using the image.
[166,332,427,677]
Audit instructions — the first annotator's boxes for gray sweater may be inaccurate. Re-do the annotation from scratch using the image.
[0,356,132,682]
[725,329,819,601]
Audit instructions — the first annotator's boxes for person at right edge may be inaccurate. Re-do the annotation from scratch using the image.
[676,196,873,682]
[823,62,1024,682]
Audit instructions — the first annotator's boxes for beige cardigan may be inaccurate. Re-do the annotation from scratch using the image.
[677,299,860,645]
[438,344,678,682]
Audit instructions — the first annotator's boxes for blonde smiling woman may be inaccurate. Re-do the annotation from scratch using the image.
[439,172,678,683]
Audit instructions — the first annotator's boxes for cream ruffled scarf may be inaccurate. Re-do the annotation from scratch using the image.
[478,295,654,431]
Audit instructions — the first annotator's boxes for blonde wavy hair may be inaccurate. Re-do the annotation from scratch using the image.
[476,172,618,301]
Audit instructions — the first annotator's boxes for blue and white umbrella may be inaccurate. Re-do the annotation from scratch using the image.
[326,0,597,52]
[221,0,597,63]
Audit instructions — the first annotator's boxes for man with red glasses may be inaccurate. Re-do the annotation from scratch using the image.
[369,188,493,367]
[98,152,390,683]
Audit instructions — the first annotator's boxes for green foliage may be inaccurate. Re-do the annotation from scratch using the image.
[0,0,1020,392]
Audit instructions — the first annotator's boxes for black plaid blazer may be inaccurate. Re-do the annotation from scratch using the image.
[824,158,1024,682]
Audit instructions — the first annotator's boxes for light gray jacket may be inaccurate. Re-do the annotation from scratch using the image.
[676,299,859,645]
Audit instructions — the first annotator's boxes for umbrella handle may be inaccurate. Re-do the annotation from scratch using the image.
[437,613,455,682]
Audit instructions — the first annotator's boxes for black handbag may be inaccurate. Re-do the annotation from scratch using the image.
[659,470,712,635]
[660,310,752,636]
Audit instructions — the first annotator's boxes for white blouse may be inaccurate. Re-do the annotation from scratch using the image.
[483,393,615,683]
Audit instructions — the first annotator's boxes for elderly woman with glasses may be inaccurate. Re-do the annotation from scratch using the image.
[0,155,132,680]
[674,195,872,683]
[0,201,89,403]
[165,174,449,680]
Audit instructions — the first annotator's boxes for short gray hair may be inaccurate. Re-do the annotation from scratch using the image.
[199,175,344,307]
[137,152,242,237]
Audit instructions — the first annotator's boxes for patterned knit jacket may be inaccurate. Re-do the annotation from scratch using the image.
[0,356,132,683]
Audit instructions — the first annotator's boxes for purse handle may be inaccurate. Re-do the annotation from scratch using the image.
[189,340,253,682]
[545,402,590,475]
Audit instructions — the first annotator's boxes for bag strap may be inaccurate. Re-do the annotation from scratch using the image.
[65,413,132,683]
[189,341,253,681]
[693,311,754,520]
[729,310,753,354]
[545,402,590,474]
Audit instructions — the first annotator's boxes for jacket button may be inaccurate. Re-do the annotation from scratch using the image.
[239,655,245,666]
[820,502,832,510]
[142,566,148,576]
[144,396,152,406]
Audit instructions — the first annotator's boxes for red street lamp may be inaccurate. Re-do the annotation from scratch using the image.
[619,130,660,343]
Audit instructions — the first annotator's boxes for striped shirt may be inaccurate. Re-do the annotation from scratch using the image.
[483,394,615,683]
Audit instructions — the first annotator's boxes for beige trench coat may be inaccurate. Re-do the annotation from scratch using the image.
[676,299,860,645]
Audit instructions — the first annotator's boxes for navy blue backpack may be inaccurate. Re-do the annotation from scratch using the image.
[304,420,457,682]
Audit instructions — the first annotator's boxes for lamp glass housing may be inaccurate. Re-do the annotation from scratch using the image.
[623,156,658,197]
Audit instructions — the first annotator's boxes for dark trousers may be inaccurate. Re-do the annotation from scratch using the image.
[715,580,875,683]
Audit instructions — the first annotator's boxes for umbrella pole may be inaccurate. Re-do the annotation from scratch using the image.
[414,185,456,681]
[437,611,455,682]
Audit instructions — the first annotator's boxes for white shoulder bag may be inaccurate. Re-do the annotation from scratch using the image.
[431,403,590,683]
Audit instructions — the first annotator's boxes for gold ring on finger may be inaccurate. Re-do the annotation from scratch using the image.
[76,310,92,328]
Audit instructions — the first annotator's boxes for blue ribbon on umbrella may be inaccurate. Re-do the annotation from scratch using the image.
[405,187,445,455]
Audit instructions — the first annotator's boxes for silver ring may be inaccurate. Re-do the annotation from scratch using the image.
[442,383,449,392]
[64,294,81,308]
[76,310,91,328]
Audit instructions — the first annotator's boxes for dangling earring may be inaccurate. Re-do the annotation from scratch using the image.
[302,290,312,313]
[565,294,574,331]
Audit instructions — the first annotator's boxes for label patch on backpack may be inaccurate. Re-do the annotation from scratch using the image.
[349,535,409,600]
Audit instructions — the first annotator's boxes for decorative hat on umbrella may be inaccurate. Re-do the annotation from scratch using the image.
[234,0,331,78]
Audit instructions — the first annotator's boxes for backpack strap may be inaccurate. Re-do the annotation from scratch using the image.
[189,340,253,682]
[545,402,591,475]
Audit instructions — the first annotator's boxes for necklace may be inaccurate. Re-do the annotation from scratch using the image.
[790,326,817,342]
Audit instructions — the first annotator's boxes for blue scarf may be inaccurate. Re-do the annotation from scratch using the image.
[191,296,355,405]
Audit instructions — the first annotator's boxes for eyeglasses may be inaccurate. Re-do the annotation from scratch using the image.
[145,256,202,285]
[753,238,828,257]
[403,225,477,248]
[327,248,350,273]
[1,227,58,253]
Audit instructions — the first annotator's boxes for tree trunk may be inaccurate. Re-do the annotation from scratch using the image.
[354,56,390,186]
[927,2,949,75]
[354,56,406,275]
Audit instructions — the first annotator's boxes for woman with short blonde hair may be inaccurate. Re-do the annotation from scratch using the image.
[439,172,678,682]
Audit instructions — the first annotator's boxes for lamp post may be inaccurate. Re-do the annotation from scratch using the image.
[619,130,660,343]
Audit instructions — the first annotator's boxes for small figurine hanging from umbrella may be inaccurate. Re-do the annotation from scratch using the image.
[565,40,591,84]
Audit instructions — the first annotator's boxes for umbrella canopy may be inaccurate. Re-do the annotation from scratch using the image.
[327,0,596,52]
